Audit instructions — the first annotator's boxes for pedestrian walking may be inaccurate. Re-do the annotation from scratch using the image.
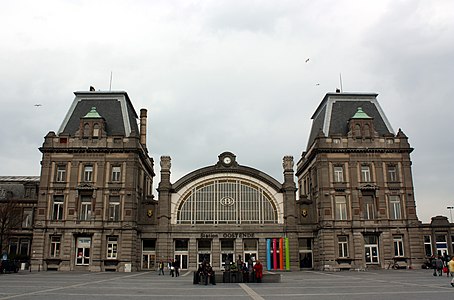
[253,259,263,283]
[449,257,454,287]
[158,260,165,275]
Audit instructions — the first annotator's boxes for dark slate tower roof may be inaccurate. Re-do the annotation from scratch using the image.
[306,92,394,149]
[58,90,139,136]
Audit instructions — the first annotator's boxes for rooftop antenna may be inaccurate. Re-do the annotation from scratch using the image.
[339,73,343,92]
[109,71,113,91]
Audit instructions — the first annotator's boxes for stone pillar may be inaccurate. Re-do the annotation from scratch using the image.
[282,156,299,270]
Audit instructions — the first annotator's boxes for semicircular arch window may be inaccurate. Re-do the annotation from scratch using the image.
[177,179,278,224]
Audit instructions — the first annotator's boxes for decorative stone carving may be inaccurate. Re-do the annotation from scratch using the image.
[160,156,171,170]
[283,156,294,171]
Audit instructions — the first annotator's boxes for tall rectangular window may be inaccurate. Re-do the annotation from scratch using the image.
[22,208,33,228]
[424,235,432,257]
[361,165,371,182]
[84,165,93,182]
[393,236,404,257]
[107,237,118,259]
[335,196,348,220]
[333,166,344,182]
[56,165,66,182]
[80,196,92,220]
[50,236,61,257]
[389,195,401,219]
[338,236,349,258]
[111,166,121,182]
[362,196,375,220]
[388,165,398,182]
[109,196,120,221]
[52,196,64,220]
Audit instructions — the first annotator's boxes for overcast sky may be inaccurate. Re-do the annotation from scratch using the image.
[1,0,453,223]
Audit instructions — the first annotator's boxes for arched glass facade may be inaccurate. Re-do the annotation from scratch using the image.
[177,179,278,224]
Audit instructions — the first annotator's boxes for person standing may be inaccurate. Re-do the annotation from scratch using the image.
[435,256,444,276]
[169,259,175,277]
[253,259,263,283]
[449,257,454,287]
[158,261,165,275]
[174,259,180,277]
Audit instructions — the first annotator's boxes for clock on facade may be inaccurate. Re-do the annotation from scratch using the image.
[223,156,232,164]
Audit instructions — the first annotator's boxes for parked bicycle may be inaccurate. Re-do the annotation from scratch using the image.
[386,260,399,270]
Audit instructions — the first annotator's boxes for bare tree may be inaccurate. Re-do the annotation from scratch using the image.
[0,192,23,254]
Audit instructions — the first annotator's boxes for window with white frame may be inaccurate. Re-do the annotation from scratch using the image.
[56,165,66,182]
[362,195,375,220]
[80,195,92,220]
[361,165,371,182]
[388,165,398,182]
[393,236,404,257]
[389,195,401,219]
[50,236,61,257]
[108,196,120,221]
[83,165,93,182]
[424,235,432,257]
[338,236,349,258]
[52,195,64,220]
[107,237,118,259]
[111,166,121,182]
[335,196,348,220]
[333,166,344,182]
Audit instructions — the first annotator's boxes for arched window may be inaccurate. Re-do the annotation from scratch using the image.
[177,179,278,224]
[83,123,90,137]
[354,124,361,137]
[93,123,100,137]
[363,124,371,137]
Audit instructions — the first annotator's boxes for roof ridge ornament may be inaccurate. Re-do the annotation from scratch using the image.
[83,107,102,118]
[351,107,372,119]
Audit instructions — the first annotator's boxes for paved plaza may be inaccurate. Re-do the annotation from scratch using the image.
[0,269,453,300]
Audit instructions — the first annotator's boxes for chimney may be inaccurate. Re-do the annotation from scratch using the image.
[140,109,147,146]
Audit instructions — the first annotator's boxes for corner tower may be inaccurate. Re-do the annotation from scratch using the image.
[32,89,154,272]
[296,92,423,270]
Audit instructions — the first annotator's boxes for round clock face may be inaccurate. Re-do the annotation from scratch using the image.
[223,156,232,164]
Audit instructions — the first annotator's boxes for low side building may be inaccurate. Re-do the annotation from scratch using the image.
[0,176,39,263]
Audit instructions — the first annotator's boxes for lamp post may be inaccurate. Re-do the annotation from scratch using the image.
[447,206,454,223]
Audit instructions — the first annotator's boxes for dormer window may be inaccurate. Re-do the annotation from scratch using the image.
[79,107,105,139]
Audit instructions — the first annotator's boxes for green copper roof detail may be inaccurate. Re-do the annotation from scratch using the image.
[83,107,102,118]
[351,107,372,119]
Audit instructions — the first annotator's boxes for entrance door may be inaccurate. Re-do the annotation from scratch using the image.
[299,252,313,268]
[244,252,257,268]
[175,252,188,270]
[76,237,91,266]
[365,245,379,264]
[142,253,156,270]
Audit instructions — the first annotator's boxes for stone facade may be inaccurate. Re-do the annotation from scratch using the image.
[30,91,155,272]
[2,89,452,272]
[296,92,424,270]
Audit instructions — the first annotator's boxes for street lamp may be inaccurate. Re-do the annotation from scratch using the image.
[447,206,454,223]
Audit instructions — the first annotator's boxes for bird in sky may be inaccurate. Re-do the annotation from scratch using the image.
[34,104,42,107]
[305,58,310,63]
[316,83,320,86]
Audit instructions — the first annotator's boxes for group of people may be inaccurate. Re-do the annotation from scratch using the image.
[224,255,263,283]
[430,253,454,286]
[158,259,180,277]
[194,260,216,285]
